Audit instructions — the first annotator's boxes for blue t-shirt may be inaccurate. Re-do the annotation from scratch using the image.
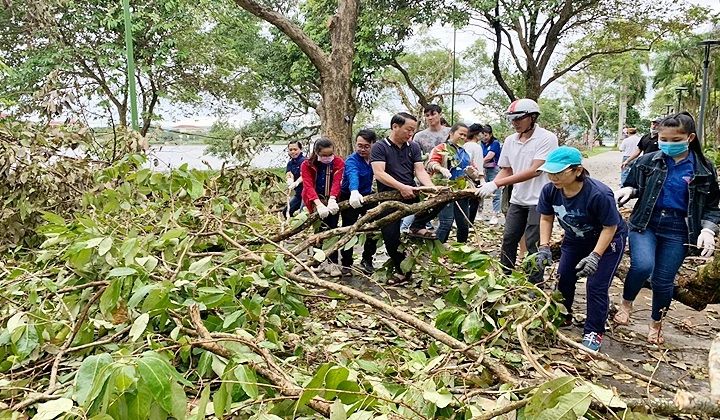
[537,177,627,243]
[657,152,694,213]
[285,153,306,195]
[481,139,501,167]
[340,152,374,196]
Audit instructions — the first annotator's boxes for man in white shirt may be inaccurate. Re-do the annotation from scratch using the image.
[618,127,640,185]
[476,99,558,283]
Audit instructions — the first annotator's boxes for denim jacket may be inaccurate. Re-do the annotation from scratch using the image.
[623,151,720,247]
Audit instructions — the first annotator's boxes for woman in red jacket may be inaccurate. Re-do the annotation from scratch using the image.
[301,138,345,276]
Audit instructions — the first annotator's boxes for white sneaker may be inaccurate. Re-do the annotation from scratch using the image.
[488,216,499,225]
[326,263,342,277]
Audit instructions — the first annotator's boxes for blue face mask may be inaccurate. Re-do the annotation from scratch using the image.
[658,140,689,157]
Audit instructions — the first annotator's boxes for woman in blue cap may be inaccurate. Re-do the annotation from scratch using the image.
[535,146,627,351]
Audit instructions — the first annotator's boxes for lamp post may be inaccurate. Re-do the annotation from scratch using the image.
[675,86,688,113]
[697,40,720,141]
[664,104,673,116]
[450,27,456,125]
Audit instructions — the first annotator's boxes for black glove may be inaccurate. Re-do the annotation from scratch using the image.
[576,252,601,277]
[535,246,553,272]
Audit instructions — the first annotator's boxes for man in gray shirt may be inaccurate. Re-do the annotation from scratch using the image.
[413,104,450,154]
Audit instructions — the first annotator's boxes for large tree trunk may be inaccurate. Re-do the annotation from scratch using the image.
[318,80,354,157]
[674,258,720,311]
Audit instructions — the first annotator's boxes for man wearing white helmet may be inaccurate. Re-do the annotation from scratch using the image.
[476,98,558,283]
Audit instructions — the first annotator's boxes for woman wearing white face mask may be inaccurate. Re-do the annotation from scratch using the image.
[301,138,345,277]
[613,112,720,345]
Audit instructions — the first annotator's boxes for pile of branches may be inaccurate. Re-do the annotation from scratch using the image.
[1,147,720,419]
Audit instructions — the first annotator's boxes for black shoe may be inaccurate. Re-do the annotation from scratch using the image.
[360,259,375,274]
[341,266,352,276]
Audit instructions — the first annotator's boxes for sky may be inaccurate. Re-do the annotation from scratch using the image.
[163,0,720,129]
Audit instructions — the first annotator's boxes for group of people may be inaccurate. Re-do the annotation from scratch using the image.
[283,100,720,352]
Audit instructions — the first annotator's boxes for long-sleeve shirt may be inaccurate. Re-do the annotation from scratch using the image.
[427,141,475,180]
[300,156,344,212]
[340,152,374,196]
[285,153,306,195]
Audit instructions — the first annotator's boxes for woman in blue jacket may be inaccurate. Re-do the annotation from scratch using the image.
[282,140,305,217]
[613,112,720,345]
[339,130,378,276]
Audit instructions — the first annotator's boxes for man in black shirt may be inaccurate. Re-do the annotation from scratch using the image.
[621,117,662,170]
[370,112,439,284]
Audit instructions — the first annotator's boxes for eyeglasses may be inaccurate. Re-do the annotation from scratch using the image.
[547,168,574,180]
[356,144,372,150]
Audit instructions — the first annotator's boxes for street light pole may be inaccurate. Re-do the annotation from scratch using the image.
[697,40,720,141]
[450,27,456,125]
[123,0,139,130]
[675,86,688,113]
[664,104,673,116]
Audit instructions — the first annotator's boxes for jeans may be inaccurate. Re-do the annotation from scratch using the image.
[436,198,470,243]
[381,198,442,274]
[485,166,502,214]
[620,156,630,186]
[558,235,626,335]
[282,194,303,218]
[340,202,378,266]
[317,212,340,264]
[623,210,688,321]
[501,204,542,283]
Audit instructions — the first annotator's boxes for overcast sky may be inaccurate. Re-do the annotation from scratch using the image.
[164,0,720,129]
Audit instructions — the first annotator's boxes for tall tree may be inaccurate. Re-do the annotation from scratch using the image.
[466,0,709,101]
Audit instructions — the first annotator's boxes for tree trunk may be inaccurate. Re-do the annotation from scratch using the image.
[617,85,627,144]
[674,257,720,311]
[318,76,354,157]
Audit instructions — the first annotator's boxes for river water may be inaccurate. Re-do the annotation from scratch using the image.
[147,144,289,170]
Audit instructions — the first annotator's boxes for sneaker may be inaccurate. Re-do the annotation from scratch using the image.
[359,259,375,274]
[582,332,602,351]
[312,261,327,273]
[340,266,352,276]
[559,316,574,329]
[326,263,342,277]
[488,216,499,225]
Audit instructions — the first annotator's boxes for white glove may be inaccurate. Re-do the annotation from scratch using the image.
[288,180,299,190]
[316,203,330,218]
[697,228,716,257]
[614,187,634,207]
[438,167,452,179]
[475,181,498,198]
[349,190,364,209]
[286,177,294,189]
[327,197,339,215]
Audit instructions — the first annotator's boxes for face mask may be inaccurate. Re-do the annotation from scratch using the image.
[318,155,334,164]
[650,129,658,135]
[658,140,689,157]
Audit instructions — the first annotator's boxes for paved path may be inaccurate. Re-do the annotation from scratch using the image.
[583,150,623,188]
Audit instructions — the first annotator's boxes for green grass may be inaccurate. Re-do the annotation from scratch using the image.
[584,146,613,158]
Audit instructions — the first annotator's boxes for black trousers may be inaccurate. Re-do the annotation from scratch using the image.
[339,201,378,267]
[380,197,442,274]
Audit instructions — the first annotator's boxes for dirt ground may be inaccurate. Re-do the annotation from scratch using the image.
[326,150,720,403]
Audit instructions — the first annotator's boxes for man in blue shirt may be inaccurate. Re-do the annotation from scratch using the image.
[339,130,378,275]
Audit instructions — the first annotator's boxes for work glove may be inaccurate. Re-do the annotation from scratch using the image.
[535,246,553,272]
[438,167,452,179]
[613,187,634,207]
[327,197,340,215]
[475,181,498,198]
[316,203,330,219]
[288,180,300,190]
[576,252,601,277]
[697,228,716,257]
[349,190,364,209]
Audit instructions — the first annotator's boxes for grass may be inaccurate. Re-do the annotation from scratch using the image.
[583,146,613,158]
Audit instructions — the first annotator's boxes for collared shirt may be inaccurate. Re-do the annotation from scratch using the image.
[370,138,422,192]
[285,153,306,195]
[414,127,450,154]
[480,138,502,167]
[341,152,374,195]
[657,152,695,213]
[638,133,659,154]
[498,126,558,206]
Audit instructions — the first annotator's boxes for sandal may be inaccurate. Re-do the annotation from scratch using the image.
[613,301,632,325]
[648,321,665,345]
[387,273,412,285]
[407,228,437,240]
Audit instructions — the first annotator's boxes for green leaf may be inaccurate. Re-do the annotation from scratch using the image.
[330,399,347,420]
[461,311,483,343]
[188,256,213,276]
[526,376,576,417]
[297,363,332,410]
[169,382,187,420]
[108,267,138,278]
[100,278,122,315]
[127,385,153,420]
[130,313,150,342]
[399,256,414,274]
[313,249,326,262]
[34,398,74,420]
[41,211,66,226]
[98,237,113,256]
[234,364,259,398]
[160,228,186,241]
[75,353,114,406]
[193,386,211,420]
[537,389,592,420]
[273,255,286,277]
[422,390,453,409]
[138,354,175,415]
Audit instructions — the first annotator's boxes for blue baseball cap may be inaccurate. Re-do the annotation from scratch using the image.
[537,146,583,173]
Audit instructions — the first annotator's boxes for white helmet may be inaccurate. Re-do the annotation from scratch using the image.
[506,98,541,122]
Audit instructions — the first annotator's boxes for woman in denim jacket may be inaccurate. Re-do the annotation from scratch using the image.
[613,112,720,344]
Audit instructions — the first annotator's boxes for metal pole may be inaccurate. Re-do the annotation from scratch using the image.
[698,44,712,142]
[123,0,139,130]
[450,28,456,125]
